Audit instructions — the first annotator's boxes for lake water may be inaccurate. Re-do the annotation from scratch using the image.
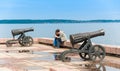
[0,23,120,45]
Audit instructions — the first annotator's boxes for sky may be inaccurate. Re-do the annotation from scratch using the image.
[0,0,120,20]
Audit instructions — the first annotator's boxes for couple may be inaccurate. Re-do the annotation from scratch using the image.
[53,29,67,48]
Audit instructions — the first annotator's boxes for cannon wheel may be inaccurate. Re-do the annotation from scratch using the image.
[94,63,106,71]
[89,45,106,61]
[86,63,106,71]
[19,37,24,46]
[20,36,33,46]
[79,45,90,60]
[79,53,90,60]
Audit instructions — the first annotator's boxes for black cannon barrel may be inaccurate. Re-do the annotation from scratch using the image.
[11,27,34,37]
[70,29,105,45]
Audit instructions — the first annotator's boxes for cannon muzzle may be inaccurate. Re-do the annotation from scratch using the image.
[12,27,34,37]
[70,29,105,45]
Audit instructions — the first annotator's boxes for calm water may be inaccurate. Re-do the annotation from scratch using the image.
[0,23,120,45]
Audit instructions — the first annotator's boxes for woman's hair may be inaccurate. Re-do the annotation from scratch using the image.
[55,29,60,36]
[55,29,60,33]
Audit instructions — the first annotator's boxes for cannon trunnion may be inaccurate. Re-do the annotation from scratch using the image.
[6,27,34,47]
[59,29,106,62]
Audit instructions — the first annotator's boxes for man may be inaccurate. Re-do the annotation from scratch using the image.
[53,29,67,48]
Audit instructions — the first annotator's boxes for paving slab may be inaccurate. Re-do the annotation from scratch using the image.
[0,44,119,71]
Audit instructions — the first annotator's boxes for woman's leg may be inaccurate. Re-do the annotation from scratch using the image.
[56,38,62,48]
[53,38,57,47]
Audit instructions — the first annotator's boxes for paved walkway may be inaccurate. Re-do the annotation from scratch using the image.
[0,44,119,71]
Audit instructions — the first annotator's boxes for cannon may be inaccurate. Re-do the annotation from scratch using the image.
[70,29,105,46]
[6,27,34,47]
[60,29,106,62]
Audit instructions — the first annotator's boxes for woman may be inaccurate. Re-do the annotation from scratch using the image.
[53,29,67,48]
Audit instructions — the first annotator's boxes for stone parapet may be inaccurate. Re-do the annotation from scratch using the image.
[0,38,120,55]
[0,38,39,44]
[38,38,120,55]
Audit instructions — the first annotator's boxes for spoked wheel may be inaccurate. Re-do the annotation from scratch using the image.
[90,63,106,71]
[79,53,90,60]
[89,45,106,61]
[18,37,24,46]
[79,45,90,60]
[20,36,33,46]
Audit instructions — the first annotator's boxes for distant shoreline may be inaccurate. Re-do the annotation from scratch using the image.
[0,19,120,24]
